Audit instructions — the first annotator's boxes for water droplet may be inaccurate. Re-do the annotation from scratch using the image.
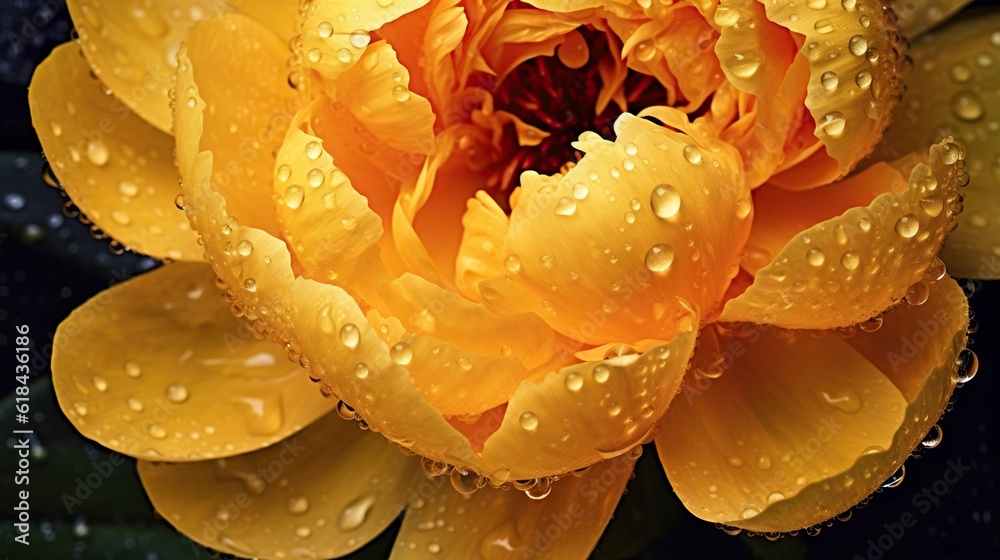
[340,323,360,349]
[564,372,583,391]
[317,21,333,38]
[840,251,860,271]
[148,423,167,439]
[855,70,872,89]
[894,214,919,238]
[949,63,972,84]
[165,383,189,403]
[519,412,539,431]
[237,239,253,256]
[243,278,257,292]
[645,243,675,273]
[525,477,552,500]
[683,145,703,164]
[650,184,680,218]
[819,111,847,137]
[956,348,978,383]
[124,361,142,378]
[427,542,442,554]
[554,197,577,216]
[336,48,353,63]
[390,342,413,365]
[49,120,62,137]
[951,92,984,122]
[919,196,943,217]
[306,168,325,188]
[284,184,305,209]
[85,141,109,166]
[882,465,905,488]
[814,19,834,33]
[117,181,138,197]
[339,493,377,530]
[349,29,370,49]
[126,397,144,412]
[848,35,868,56]
[806,247,826,267]
[726,51,761,78]
[572,182,589,200]
[232,395,284,435]
[503,255,521,273]
[392,85,411,102]
[921,424,943,449]
[305,141,323,160]
[91,376,107,392]
[820,71,839,90]
[740,507,759,519]
[287,496,310,515]
[592,364,611,383]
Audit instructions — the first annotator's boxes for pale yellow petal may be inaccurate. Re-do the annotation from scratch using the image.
[139,412,422,559]
[390,455,637,559]
[175,13,293,234]
[28,43,201,261]
[870,11,1000,278]
[455,191,510,301]
[657,278,968,532]
[52,263,336,462]
[720,139,966,329]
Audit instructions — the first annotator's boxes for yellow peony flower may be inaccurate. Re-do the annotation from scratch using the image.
[29,0,990,557]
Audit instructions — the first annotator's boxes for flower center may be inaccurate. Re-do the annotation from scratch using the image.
[487,29,668,207]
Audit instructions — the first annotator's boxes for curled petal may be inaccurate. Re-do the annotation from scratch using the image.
[175,13,293,234]
[454,191,510,301]
[390,454,637,559]
[657,278,968,532]
[139,412,421,559]
[871,11,1000,278]
[29,43,201,261]
[720,139,966,329]
[52,263,336,462]
[481,113,751,346]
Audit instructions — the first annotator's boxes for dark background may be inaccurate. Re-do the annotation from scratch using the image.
[0,1,997,559]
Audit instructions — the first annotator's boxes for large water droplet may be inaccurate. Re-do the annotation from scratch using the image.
[519,412,539,431]
[339,493,377,531]
[645,243,675,273]
[650,184,681,218]
[340,323,360,349]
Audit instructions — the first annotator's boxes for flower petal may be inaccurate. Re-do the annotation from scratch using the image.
[329,40,436,155]
[28,43,201,261]
[731,0,903,183]
[273,99,384,287]
[455,191,510,301]
[656,278,968,532]
[720,139,966,329]
[389,454,637,559]
[66,0,226,133]
[741,161,908,275]
[138,412,422,559]
[175,13,294,234]
[51,262,336,462]
[481,113,751,346]
[870,11,1000,278]
[299,0,431,87]
[892,0,973,38]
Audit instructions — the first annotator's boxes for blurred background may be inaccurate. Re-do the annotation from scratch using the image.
[1,1,997,558]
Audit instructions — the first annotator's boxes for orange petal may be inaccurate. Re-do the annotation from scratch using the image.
[892,0,973,38]
[299,0,431,88]
[52,262,336,462]
[720,139,966,329]
[175,13,293,235]
[656,277,968,532]
[66,0,226,133]
[732,0,903,183]
[28,43,201,261]
[481,112,751,345]
[742,161,908,275]
[390,454,637,559]
[455,191,510,301]
[273,99,384,287]
[329,40,436,155]
[139,412,422,559]
[870,11,1000,278]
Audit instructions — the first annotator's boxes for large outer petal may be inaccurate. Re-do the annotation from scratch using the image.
[892,0,974,38]
[870,10,1000,278]
[390,454,637,559]
[720,139,966,328]
[28,43,201,261]
[175,13,294,235]
[139,412,422,559]
[51,263,336,462]
[657,278,968,532]
[481,113,752,345]
[67,0,298,134]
